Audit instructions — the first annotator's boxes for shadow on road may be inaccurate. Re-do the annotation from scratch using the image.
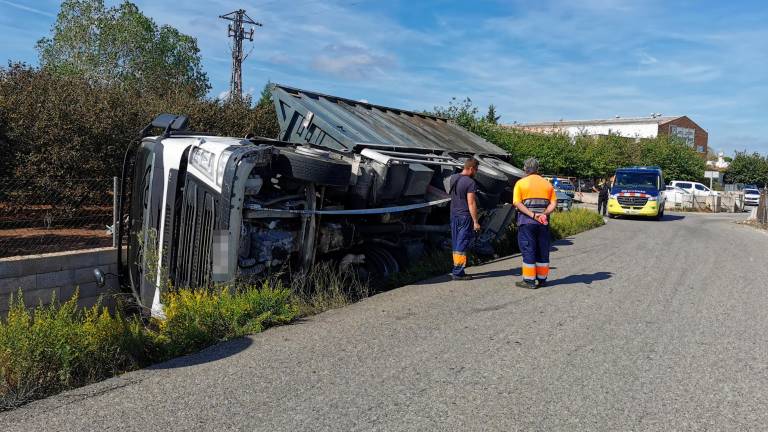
[613,214,685,222]
[545,271,613,287]
[470,268,521,279]
[149,337,253,370]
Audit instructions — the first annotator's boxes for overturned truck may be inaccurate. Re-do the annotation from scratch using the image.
[118,84,523,314]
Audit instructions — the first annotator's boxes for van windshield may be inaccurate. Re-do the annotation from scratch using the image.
[614,172,659,189]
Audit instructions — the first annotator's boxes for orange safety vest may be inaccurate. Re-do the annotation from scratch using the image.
[513,174,557,211]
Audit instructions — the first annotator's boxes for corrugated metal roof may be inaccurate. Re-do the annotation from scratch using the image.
[270,84,507,155]
[513,116,682,128]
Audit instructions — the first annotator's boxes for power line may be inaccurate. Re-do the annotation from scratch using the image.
[219,9,262,100]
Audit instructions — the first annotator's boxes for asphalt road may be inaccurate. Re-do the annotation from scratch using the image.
[3,212,767,431]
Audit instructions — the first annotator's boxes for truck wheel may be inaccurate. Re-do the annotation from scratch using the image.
[475,164,508,194]
[273,147,352,187]
[476,190,501,209]
[475,155,525,181]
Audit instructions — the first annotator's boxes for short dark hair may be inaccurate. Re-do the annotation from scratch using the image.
[464,158,479,170]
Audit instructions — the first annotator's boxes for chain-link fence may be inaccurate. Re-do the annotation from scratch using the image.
[0,178,116,258]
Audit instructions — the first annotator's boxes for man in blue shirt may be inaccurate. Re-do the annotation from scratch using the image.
[449,158,481,280]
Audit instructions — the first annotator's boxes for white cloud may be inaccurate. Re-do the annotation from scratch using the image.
[310,44,395,79]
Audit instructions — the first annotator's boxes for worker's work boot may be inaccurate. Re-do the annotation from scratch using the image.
[536,280,547,288]
[515,280,537,289]
[452,274,473,281]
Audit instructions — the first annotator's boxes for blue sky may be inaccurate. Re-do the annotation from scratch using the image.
[2,0,767,155]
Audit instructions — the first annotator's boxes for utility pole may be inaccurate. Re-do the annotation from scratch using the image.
[219,9,261,100]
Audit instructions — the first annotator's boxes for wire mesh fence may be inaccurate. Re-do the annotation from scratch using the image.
[0,178,116,258]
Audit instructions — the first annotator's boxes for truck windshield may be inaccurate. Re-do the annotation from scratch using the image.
[615,172,659,189]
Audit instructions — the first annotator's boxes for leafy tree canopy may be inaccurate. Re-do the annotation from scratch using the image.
[37,0,210,97]
[724,152,768,187]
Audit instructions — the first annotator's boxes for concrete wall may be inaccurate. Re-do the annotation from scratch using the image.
[0,247,118,316]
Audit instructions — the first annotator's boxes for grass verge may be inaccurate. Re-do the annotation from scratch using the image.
[0,284,297,411]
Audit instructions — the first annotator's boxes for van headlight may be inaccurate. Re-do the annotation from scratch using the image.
[647,196,657,201]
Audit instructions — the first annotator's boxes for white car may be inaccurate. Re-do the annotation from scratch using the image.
[665,185,690,204]
[743,188,761,207]
[669,180,719,197]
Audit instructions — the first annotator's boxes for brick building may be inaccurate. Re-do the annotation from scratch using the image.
[510,115,708,155]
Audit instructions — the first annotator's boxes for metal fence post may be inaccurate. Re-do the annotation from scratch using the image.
[113,176,119,248]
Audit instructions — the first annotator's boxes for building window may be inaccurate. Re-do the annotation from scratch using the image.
[697,145,704,152]
[670,125,695,147]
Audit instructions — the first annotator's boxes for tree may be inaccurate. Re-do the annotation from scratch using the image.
[484,104,500,125]
[724,152,768,187]
[36,0,209,97]
[427,97,478,129]
[257,81,273,108]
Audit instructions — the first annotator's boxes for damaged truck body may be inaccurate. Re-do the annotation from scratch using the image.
[118,84,523,314]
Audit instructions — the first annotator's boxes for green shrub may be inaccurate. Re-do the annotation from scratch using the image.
[549,208,605,239]
[0,291,147,410]
[0,283,297,410]
[157,283,298,358]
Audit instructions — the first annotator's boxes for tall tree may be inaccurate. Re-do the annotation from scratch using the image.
[37,0,210,97]
[484,104,500,124]
[724,152,768,187]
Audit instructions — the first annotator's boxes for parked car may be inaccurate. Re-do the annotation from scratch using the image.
[117,84,523,315]
[665,185,690,205]
[744,188,761,207]
[542,175,575,197]
[556,190,573,211]
[669,181,719,197]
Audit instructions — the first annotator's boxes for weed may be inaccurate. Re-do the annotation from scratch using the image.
[289,261,369,316]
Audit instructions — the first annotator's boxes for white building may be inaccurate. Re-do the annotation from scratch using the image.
[510,114,709,154]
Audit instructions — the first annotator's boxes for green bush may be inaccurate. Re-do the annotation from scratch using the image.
[0,64,279,182]
[549,208,606,239]
[157,283,298,358]
[0,283,297,410]
[0,292,148,410]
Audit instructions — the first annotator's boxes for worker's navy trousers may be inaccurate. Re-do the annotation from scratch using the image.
[517,223,551,283]
[450,215,473,277]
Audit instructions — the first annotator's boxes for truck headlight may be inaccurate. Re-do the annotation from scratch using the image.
[647,196,657,201]
[216,150,232,186]
[190,147,215,180]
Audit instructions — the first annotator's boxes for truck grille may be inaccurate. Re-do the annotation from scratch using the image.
[617,196,648,207]
[175,178,218,288]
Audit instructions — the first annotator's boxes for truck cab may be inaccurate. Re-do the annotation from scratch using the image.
[607,166,665,219]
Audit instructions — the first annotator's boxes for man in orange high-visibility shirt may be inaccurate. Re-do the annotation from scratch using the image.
[512,158,557,289]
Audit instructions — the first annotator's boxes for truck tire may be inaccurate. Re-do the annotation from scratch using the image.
[475,155,525,181]
[273,147,352,187]
[475,164,508,194]
[476,190,501,209]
